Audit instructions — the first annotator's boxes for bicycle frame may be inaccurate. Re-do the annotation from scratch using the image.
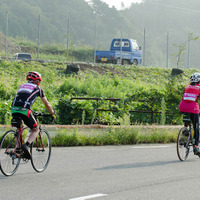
[4,125,29,158]
[3,125,46,164]
[17,125,46,152]
[184,117,195,143]
[17,125,28,146]
[35,125,45,152]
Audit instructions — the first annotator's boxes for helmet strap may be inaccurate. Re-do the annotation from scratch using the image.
[34,80,40,86]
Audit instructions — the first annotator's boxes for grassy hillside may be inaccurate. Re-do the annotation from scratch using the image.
[0,59,196,125]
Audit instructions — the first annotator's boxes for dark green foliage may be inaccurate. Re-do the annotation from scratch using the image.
[51,132,79,146]
[56,97,83,125]
[53,66,197,125]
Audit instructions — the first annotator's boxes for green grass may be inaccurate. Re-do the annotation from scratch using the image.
[50,126,178,146]
[0,125,179,147]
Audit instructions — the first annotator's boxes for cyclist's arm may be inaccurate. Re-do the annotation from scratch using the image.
[41,97,54,115]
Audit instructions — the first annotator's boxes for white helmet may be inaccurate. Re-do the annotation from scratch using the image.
[190,73,200,83]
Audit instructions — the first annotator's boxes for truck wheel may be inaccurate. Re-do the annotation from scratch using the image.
[133,59,138,66]
[116,58,121,65]
[122,60,130,65]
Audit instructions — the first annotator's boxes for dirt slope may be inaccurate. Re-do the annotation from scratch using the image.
[0,32,20,55]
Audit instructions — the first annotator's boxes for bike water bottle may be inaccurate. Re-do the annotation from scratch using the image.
[192,129,194,136]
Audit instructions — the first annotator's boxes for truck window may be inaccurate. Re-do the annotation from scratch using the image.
[114,41,120,47]
[132,41,139,50]
[113,41,130,47]
[124,42,129,47]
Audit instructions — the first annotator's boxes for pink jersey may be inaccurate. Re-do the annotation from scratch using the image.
[179,83,200,114]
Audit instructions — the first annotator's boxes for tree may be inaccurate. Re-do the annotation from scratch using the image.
[172,33,200,68]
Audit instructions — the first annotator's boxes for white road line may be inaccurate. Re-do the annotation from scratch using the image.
[131,145,173,149]
[69,193,108,200]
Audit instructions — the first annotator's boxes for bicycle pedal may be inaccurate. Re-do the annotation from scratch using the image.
[15,148,22,154]
[22,158,29,163]
[22,154,31,160]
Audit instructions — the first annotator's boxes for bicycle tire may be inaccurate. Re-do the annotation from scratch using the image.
[0,130,21,176]
[30,128,51,172]
[177,127,191,161]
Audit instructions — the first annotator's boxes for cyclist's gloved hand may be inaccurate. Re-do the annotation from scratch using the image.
[52,111,56,120]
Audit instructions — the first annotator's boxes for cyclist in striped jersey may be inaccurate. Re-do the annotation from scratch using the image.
[11,71,56,159]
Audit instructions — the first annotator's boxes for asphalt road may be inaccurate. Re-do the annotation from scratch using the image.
[0,144,200,200]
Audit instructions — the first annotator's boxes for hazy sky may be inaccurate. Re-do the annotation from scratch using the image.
[85,0,143,10]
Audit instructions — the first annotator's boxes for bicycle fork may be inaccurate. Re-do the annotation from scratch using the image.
[36,129,45,152]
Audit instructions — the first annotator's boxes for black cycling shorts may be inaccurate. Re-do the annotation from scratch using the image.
[12,112,38,129]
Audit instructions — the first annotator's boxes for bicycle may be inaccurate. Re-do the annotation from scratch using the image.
[176,113,198,161]
[0,112,52,176]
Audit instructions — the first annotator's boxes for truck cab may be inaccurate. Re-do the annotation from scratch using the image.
[95,38,142,65]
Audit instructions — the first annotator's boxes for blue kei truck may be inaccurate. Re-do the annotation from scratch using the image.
[95,38,142,65]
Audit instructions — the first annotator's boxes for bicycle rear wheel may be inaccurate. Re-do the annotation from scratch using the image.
[0,130,21,176]
[177,127,191,161]
[30,128,51,172]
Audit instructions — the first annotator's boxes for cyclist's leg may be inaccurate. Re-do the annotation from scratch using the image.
[15,112,38,159]
[191,113,199,146]
[194,113,199,146]
[25,112,39,144]
[22,126,39,159]
[191,113,200,155]
[27,127,39,144]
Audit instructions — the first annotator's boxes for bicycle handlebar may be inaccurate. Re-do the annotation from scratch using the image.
[33,112,55,122]
[33,112,52,117]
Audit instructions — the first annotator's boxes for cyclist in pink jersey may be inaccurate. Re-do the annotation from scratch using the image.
[11,71,56,159]
[179,73,200,156]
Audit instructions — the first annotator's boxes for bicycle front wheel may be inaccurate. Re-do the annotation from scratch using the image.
[0,130,21,176]
[30,128,51,172]
[177,127,191,161]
